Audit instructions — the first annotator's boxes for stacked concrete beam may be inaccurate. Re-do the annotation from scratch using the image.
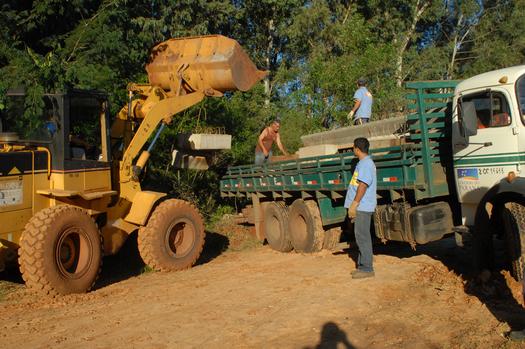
[176,133,232,150]
[301,115,407,147]
[172,133,232,170]
[297,116,408,158]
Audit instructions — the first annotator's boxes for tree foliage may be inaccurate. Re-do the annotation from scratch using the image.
[1,0,524,213]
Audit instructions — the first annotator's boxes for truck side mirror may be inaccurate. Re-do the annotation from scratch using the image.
[461,101,478,137]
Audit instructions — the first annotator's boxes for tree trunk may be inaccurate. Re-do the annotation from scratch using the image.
[264,18,274,107]
[395,0,430,87]
[446,14,463,80]
[446,13,473,80]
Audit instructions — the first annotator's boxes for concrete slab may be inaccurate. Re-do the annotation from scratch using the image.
[298,144,339,158]
[301,116,407,147]
[176,133,232,150]
[270,154,299,162]
[171,150,209,170]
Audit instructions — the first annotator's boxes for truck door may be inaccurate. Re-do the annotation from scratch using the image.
[453,89,518,206]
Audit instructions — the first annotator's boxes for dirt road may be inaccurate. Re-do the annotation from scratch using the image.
[1,220,525,348]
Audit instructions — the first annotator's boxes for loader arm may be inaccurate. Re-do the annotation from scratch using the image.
[119,89,205,201]
[112,34,267,203]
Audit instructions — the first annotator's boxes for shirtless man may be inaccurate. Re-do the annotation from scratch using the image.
[255,119,288,165]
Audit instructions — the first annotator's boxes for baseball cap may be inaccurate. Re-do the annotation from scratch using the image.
[357,77,367,86]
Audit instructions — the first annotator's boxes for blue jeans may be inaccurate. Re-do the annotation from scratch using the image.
[354,118,370,125]
[255,150,272,165]
[354,211,374,272]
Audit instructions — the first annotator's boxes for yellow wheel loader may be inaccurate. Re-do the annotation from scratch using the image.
[0,35,266,295]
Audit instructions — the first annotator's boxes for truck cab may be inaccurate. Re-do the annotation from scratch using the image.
[452,66,525,226]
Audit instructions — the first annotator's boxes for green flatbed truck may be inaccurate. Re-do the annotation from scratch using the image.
[220,66,525,280]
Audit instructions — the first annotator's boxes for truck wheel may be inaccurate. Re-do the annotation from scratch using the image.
[288,199,324,253]
[503,202,525,281]
[323,227,342,251]
[263,202,293,252]
[138,199,205,271]
[18,206,103,295]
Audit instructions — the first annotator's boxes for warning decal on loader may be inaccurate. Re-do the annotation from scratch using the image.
[0,178,23,207]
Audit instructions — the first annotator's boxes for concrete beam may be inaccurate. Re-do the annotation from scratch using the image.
[171,150,209,170]
[301,116,407,148]
[176,133,232,150]
[298,144,339,158]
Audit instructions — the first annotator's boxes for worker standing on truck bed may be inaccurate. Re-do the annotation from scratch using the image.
[348,78,373,125]
[255,118,288,165]
[345,137,377,279]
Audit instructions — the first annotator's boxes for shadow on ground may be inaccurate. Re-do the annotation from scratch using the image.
[0,230,230,292]
[94,232,145,290]
[303,322,356,349]
[196,231,229,266]
[93,230,229,290]
[340,235,525,335]
[0,265,24,285]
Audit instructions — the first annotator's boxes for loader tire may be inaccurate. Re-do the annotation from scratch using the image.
[138,199,205,271]
[263,202,293,252]
[288,199,324,253]
[503,202,525,281]
[323,227,342,251]
[18,206,103,295]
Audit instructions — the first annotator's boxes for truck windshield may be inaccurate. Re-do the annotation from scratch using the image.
[517,74,525,124]
[0,95,59,141]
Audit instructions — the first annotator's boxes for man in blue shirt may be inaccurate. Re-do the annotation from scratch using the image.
[344,137,377,279]
[348,78,373,125]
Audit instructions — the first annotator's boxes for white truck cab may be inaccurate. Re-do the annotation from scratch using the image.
[452,65,525,226]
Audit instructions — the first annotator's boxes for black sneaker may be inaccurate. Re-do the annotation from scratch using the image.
[352,270,375,279]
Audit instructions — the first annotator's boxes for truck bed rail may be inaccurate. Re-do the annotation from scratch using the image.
[221,80,458,202]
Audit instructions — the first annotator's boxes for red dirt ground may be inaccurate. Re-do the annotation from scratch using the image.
[1,217,525,348]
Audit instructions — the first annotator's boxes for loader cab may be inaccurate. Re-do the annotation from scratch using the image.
[64,90,111,166]
[1,89,111,169]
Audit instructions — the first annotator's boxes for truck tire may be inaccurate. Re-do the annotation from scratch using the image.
[323,227,342,251]
[288,199,324,253]
[138,199,205,271]
[263,202,293,252]
[18,205,103,295]
[503,202,525,281]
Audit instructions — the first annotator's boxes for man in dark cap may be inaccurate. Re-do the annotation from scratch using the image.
[348,78,373,125]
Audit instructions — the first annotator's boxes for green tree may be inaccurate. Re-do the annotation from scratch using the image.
[462,0,525,76]
[355,0,445,86]
[232,0,306,105]
[279,0,402,125]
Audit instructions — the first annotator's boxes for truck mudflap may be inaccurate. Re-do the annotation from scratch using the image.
[374,202,454,246]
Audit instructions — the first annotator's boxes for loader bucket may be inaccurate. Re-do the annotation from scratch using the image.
[146,35,267,93]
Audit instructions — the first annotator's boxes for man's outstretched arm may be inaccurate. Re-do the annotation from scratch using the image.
[276,133,289,156]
